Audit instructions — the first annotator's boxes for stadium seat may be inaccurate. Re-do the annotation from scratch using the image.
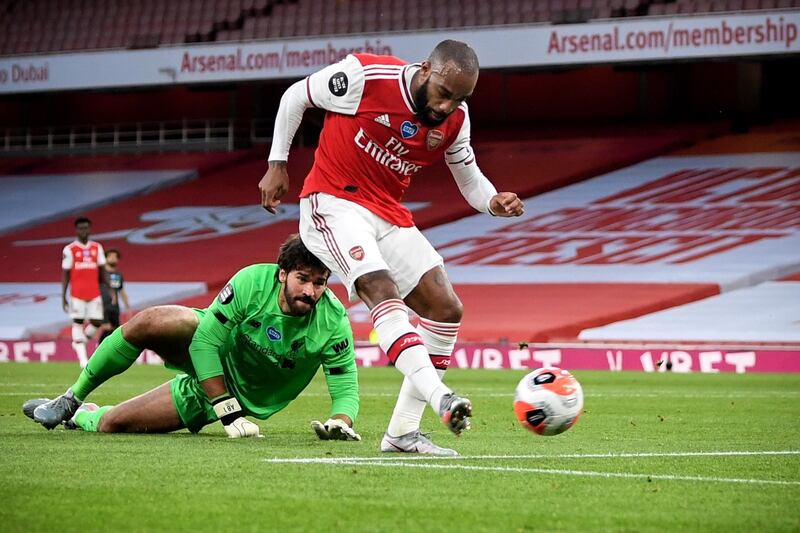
[1,0,796,55]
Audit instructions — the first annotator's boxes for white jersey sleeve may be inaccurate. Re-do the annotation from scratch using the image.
[267,54,365,162]
[445,106,498,215]
[61,244,73,270]
[305,54,365,115]
[96,243,106,267]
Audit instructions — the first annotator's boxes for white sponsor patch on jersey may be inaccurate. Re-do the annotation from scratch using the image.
[374,113,391,128]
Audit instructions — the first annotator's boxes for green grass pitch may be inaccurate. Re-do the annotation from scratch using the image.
[1,363,799,532]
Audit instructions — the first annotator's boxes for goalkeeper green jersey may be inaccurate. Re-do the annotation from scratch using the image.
[187,264,358,422]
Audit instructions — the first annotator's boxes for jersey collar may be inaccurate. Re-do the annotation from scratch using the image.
[399,63,421,114]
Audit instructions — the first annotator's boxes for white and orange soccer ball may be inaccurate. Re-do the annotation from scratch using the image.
[513,367,583,436]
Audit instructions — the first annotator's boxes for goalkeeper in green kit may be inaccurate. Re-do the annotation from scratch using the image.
[23,235,361,441]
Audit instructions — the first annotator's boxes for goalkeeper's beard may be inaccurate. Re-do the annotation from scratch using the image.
[283,284,316,316]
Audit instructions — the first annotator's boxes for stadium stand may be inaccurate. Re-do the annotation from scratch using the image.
[2,0,799,56]
[0,128,705,340]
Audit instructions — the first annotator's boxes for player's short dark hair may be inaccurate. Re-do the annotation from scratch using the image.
[429,40,479,75]
[277,234,330,277]
[74,217,91,227]
[106,248,121,258]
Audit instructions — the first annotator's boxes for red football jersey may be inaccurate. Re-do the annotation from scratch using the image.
[299,54,472,227]
[61,240,106,301]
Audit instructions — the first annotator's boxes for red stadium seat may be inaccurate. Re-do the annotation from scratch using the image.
[593,5,613,18]
[5,0,793,53]
[255,17,270,38]
[695,0,713,12]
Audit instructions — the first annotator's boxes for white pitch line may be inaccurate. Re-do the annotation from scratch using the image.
[292,461,800,486]
[303,391,800,401]
[266,450,800,463]
[265,451,800,486]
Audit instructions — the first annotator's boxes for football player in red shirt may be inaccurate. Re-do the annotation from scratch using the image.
[62,217,113,367]
[259,40,524,456]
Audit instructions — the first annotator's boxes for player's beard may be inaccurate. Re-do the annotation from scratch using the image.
[413,79,447,127]
[283,284,317,316]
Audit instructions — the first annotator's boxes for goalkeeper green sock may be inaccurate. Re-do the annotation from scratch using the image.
[69,328,142,401]
[74,406,113,432]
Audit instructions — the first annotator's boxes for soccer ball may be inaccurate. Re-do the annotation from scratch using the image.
[513,367,583,436]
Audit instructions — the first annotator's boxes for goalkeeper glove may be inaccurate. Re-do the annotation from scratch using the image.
[311,418,361,441]
[212,396,262,438]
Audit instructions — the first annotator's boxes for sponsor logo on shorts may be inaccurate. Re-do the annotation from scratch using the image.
[349,246,365,261]
[218,283,234,305]
[426,129,444,150]
[401,121,419,139]
[328,72,348,96]
[267,326,282,341]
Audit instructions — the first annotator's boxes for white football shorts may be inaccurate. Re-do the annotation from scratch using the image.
[299,192,443,301]
[69,296,104,321]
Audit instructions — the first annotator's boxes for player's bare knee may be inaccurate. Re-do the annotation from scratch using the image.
[442,298,464,323]
[355,271,401,306]
[123,306,170,344]
[123,306,195,345]
[427,297,464,323]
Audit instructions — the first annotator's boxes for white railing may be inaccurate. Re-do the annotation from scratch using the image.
[0,118,273,154]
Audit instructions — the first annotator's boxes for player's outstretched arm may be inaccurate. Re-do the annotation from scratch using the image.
[260,55,364,213]
[260,77,310,213]
[311,414,361,441]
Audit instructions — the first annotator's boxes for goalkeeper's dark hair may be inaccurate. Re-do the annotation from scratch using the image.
[277,234,330,277]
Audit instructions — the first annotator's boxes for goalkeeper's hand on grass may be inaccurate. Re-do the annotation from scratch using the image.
[311,418,361,441]
[212,396,263,438]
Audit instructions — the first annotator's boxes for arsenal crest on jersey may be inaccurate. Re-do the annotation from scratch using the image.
[349,246,365,261]
[426,129,444,150]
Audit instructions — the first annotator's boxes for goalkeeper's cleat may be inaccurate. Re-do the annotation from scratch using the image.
[63,403,99,430]
[22,398,50,420]
[33,393,81,430]
[380,431,459,456]
[438,393,472,436]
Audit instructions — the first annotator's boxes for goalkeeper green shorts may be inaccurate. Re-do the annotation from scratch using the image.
[170,373,217,434]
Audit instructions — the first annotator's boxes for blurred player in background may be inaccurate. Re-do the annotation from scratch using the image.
[259,40,524,455]
[26,235,360,441]
[61,217,112,368]
[99,248,129,344]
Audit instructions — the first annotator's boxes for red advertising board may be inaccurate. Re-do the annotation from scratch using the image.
[3,339,797,374]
